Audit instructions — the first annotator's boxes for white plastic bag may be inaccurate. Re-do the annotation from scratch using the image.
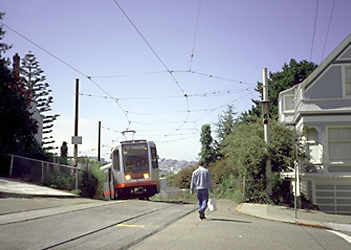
[207,198,216,212]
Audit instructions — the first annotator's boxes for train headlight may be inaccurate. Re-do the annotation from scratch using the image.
[143,172,150,179]
[125,174,132,181]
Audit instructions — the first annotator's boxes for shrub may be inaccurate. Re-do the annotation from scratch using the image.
[79,162,104,199]
[165,172,176,186]
[207,159,239,190]
[43,165,74,190]
[173,166,196,189]
[44,172,74,190]
[0,154,11,177]
[221,119,302,205]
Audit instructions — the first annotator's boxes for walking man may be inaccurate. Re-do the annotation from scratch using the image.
[190,161,213,220]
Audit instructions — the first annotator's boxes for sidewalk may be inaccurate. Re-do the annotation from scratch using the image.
[236,202,351,232]
[131,200,351,250]
[0,177,77,198]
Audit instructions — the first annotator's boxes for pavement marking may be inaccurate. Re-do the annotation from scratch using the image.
[116,224,145,229]
[326,230,351,244]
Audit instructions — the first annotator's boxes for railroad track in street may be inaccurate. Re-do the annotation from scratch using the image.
[0,199,196,250]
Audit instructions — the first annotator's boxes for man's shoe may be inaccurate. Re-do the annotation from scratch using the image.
[199,211,205,220]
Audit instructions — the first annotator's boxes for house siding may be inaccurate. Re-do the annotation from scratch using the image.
[340,45,351,59]
[304,99,351,111]
[278,34,351,214]
[305,66,342,99]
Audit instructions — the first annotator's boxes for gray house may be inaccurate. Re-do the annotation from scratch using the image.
[278,33,351,214]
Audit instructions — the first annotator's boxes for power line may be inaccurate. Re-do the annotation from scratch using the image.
[88,68,255,87]
[321,0,335,61]
[1,22,87,78]
[2,21,132,127]
[110,0,192,134]
[190,70,253,85]
[88,69,189,79]
[88,70,169,79]
[188,0,203,71]
[79,87,247,102]
[309,0,319,61]
[111,0,187,95]
[155,136,198,143]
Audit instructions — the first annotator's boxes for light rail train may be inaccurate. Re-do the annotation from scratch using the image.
[101,140,160,199]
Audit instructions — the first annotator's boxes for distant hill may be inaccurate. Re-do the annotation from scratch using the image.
[158,159,197,174]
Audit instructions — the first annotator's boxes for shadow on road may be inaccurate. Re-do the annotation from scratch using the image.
[207,218,252,224]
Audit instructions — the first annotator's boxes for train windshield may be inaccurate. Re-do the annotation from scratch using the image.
[122,143,149,173]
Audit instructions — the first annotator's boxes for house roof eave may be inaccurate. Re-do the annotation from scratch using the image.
[300,33,351,91]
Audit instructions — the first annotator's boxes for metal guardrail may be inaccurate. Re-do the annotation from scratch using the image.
[0,154,86,191]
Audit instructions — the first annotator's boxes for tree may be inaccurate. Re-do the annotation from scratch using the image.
[21,52,59,151]
[0,13,11,56]
[60,141,68,165]
[222,119,304,203]
[199,124,215,166]
[216,105,236,143]
[215,105,237,158]
[0,13,44,158]
[238,59,317,123]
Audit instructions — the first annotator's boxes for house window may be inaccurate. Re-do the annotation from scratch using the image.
[283,95,294,111]
[328,127,351,162]
[345,66,351,96]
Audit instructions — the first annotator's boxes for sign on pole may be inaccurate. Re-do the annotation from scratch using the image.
[71,136,82,145]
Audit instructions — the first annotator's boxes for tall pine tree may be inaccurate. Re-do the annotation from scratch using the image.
[199,124,215,165]
[0,13,44,159]
[21,52,59,151]
[238,59,317,123]
[216,105,236,143]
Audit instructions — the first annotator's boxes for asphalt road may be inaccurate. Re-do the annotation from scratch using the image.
[0,199,195,250]
[0,198,351,250]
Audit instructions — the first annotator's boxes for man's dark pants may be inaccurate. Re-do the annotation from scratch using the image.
[197,188,209,218]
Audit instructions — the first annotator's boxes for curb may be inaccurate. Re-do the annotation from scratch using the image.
[0,191,78,199]
[235,204,331,230]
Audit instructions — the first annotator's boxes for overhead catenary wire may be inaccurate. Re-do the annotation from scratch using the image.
[1,22,87,79]
[190,70,251,85]
[110,0,194,133]
[79,86,253,101]
[321,0,335,62]
[309,0,319,61]
[3,6,260,159]
[188,0,203,71]
[155,135,198,143]
[3,12,255,152]
[1,21,132,128]
[87,70,185,79]
[89,69,255,85]
[111,0,187,95]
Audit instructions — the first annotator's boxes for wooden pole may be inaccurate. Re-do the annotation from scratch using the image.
[74,79,79,189]
[98,121,101,162]
[263,68,272,196]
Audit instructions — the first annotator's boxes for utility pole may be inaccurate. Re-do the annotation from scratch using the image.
[294,139,301,219]
[262,68,272,196]
[98,121,101,162]
[74,79,79,189]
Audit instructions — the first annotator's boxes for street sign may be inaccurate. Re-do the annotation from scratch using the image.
[71,136,82,145]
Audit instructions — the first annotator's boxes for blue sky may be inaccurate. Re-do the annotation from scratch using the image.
[1,0,351,161]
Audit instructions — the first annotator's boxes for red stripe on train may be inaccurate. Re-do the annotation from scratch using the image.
[115,181,157,189]
[103,189,115,196]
